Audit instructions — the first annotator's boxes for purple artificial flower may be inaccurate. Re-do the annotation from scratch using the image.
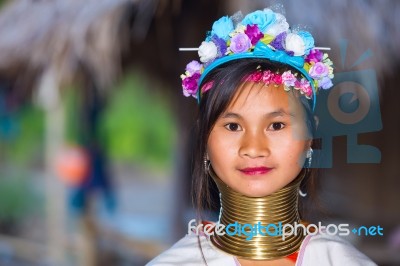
[309,62,329,79]
[244,24,264,45]
[211,35,228,57]
[270,32,287,51]
[230,33,252,54]
[286,50,294,56]
[185,60,202,75]
[319,76,333,90]
[306,49,323,63]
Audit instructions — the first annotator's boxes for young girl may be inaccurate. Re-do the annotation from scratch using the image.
[147,8,376,266]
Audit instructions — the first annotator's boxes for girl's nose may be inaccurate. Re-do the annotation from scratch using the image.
[239,129,270,159]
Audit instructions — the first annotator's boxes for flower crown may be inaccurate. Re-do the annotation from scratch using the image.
[180,8,334,110]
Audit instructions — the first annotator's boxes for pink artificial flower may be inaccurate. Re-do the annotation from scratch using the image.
[294,80,301,89]
[272,73,283,84]
[304,87,313,98]
[281,71,296,86]
[299,80,313,98]
[262,70,273,83]
[201,81,214,93]
[248,71,263,82]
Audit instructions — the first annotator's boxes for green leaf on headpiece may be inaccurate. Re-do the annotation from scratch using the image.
[260,34,274,45]
[303,62,312,72]
[313,80,319,91]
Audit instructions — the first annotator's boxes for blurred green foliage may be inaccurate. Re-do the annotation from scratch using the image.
[100,72,176,171]
[0,173,39,224]
[0,104,44,165]
[0,104,43,227]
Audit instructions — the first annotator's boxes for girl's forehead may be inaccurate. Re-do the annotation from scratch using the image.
[226,82,303,113]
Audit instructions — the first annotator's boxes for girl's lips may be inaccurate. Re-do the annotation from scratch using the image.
[239,167,272,175]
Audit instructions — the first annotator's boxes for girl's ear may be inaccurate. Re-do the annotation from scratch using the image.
[307,139,313,150]
[306,115,319,150]
[205,150,209,160]
[310,115,319,149]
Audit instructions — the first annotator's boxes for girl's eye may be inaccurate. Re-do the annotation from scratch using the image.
[269,122,285,131]
[224,123,242,131]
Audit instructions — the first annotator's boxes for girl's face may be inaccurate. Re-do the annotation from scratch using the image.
[207,82,311,197]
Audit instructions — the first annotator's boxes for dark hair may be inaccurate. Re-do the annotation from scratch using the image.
[191,58,320,220]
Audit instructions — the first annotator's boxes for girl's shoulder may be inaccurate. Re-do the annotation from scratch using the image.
[145,232,236,266]
[297,233,377,266]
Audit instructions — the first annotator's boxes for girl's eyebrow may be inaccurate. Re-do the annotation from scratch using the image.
[221,112,242,119]
[221,109,294,119]
[266,109,295,118]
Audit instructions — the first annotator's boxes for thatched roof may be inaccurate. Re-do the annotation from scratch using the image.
[0,0,135,95]
[0,0,222,109]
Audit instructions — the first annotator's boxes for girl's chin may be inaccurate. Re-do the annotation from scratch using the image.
[219,175,282,197]
[234,186,278,198]
[240,191,275,198]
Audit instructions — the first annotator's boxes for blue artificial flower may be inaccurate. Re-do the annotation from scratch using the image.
[298,31,315,55]
[242,9,276,32]
[270,32,287,51]
[210,35,227,57]
[211,16,234,40]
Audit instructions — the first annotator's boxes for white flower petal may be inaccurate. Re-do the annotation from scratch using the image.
[198,41,218,63]
[285,33,305,56]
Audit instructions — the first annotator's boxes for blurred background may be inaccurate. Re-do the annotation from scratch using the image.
[0,0,399,265]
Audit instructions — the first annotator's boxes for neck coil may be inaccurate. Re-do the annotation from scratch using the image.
[209,168,306,260]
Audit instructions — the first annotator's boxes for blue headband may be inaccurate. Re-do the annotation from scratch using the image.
[197,42,317,110]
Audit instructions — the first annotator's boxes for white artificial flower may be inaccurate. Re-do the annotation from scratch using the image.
[285,33,306,56]
[198,41,218,63]
[266,13,289,36]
